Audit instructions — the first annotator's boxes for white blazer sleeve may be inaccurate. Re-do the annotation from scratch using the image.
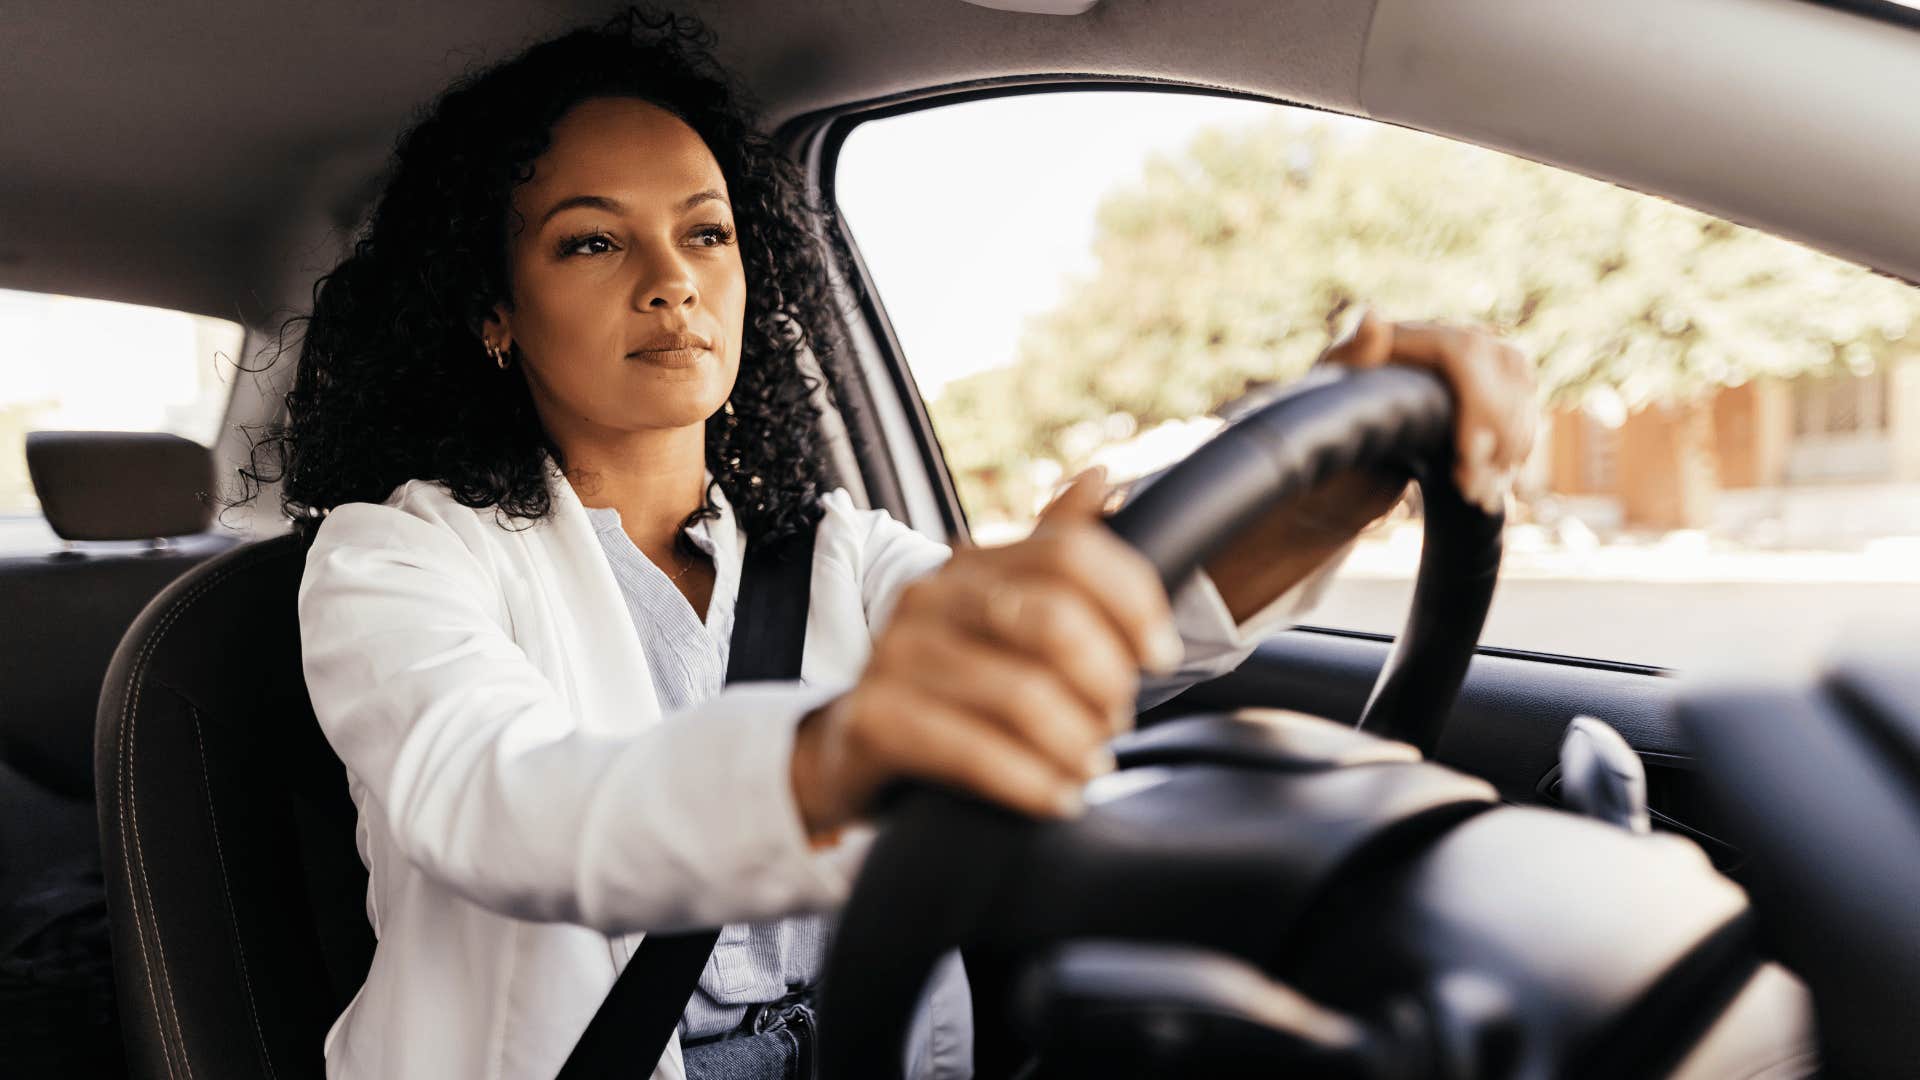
[1137,543,1353,710]
[299,497,851,935]
[813,490,1350,710]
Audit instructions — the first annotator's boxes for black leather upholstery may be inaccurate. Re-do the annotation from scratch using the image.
[0,535,237,797]
[96,534,373,1080]
[26,431,217,541]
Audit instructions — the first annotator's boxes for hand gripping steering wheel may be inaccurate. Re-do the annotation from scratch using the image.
[817,366,1504,1076]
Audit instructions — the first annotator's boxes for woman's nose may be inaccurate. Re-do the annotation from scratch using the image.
[633,251,699,310]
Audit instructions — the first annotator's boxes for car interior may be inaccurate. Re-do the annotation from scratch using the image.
[6,0,1920,1076]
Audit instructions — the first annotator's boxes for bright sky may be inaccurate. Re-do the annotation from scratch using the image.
[835,90,1369,399]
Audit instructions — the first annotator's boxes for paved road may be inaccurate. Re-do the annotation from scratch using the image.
[1308,576,1920,672]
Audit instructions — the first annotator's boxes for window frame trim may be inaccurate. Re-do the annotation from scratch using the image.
[776,76,1344,541]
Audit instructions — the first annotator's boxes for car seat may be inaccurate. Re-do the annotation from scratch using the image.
[95,533,373,1079]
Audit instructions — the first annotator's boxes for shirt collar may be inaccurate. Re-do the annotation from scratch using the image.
[702,476,739,563]
[570,466,742,586]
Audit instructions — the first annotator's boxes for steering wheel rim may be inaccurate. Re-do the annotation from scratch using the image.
[817,365,1504,1077]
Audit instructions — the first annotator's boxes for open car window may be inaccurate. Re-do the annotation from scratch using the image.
[834,89,1920,671]
[0,289,243,553]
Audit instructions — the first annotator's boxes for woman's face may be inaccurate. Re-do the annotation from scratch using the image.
[490,97,747,439]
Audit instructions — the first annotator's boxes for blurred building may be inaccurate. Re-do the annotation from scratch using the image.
[1545,356,1920,542]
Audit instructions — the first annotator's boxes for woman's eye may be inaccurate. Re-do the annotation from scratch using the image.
[693,224,737,248]
[559,232,618,257]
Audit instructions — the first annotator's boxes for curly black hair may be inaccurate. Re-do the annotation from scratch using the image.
[245,6,848,545]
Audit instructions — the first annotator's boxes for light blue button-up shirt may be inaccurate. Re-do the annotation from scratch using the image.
[584,503,831,1041]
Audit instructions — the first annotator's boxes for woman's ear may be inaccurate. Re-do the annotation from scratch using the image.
[479,305,514,354]
[474,307,516,370]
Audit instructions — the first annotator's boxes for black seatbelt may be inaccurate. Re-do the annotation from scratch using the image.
[557,522,819,1080]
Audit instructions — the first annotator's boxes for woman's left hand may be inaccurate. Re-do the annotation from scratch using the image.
[1323,307,1540,513]
[1201,306,1539,624]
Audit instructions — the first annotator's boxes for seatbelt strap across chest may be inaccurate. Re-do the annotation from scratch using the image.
[557,521,819,1079]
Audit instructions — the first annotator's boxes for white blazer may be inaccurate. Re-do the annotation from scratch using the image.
[298,469,1337,1080]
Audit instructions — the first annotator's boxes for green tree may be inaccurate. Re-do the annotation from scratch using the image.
[931,118,1920,523]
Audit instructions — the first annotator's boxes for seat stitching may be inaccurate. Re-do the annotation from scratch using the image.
[125,565,242,1080]
[191,705,279,1080]
[117,543,291,1080]
[119,575,224,1080]
[116,618,176,1080]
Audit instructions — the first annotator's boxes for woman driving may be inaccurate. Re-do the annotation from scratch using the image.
[266,8,1536,1079]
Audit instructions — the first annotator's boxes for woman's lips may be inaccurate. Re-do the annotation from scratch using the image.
[627,346,709,368]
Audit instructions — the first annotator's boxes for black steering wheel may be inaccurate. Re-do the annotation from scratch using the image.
[817,366,1504,1076]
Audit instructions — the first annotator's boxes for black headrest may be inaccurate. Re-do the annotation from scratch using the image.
[25,431,216,541]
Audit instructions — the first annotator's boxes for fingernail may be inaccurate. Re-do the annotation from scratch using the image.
[1461,469,1491,514]
[1480,470,1511,515]
[1466,428,1496,466]
[1331,306,1362,345]
[1084,747,1117,779]
[1458,465,1484,505]
[1053,787,1087,819]
[1144,624,1184,676]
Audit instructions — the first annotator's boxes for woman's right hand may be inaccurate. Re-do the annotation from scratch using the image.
[789,467,1182,836]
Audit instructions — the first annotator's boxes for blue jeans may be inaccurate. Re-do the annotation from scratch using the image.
[682,994,815,1080]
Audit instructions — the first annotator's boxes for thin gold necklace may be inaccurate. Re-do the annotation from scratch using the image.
[661,550,708,587]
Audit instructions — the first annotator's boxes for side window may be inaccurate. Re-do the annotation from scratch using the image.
[0,289,243,553]
[834,90,1920,670]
